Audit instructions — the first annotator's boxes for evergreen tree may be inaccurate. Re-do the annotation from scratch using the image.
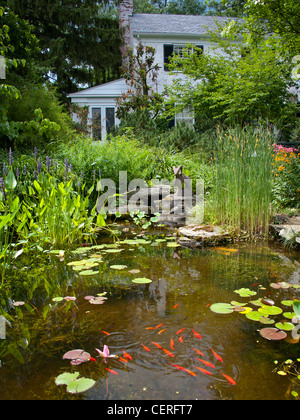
[4,0,122,101]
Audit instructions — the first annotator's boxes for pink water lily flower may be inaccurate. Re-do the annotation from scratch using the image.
[95,345,117,362]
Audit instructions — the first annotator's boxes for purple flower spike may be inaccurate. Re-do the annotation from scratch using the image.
[3,162,6,176]
[46,156,50,173]
[9,148,13,166]
[23,165,27,176]
[34,147,38,162]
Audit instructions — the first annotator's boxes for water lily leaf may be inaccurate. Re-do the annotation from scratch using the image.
[66,377,95,394]
[128,269,141,274]
[103,249,123,253]
[89,296,107,304]
[259,328,287,340]
[110,265,127,270]
[132,277,152,284]
[79,270,98,276]
[234,288,256,297]
[231,301,247,307]
[259,316,275,325]
[166,243,181,248]
[55,372,80,386]
[210,303,234,314]
[261,298,275,306]
[245,311,263,321]
[270,282,291,289]
[275,322,294,331]
[250,298,263,307]
[258,305,282,316]
[239,307,252,314]
[281,300,294,307]
[63,349,91,363]
[283,312,295,320]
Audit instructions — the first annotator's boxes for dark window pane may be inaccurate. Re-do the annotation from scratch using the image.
[164,44,174,71]
[106,108,115,135]
[92,108,101,140]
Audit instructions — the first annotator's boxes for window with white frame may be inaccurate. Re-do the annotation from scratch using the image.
[175,105,194,126]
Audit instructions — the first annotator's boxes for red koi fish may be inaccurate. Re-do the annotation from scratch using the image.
[176,328,186,335]
[151,341,162,349]
[210,348,223,363]
[171,363,196,377]
[197,358,215,368]
[118,356,128,363]
[146,327,156,330]
[122,349,132,360]
[195,366,212,376]
[89,357,97,362]
[158,329,166,334]
[141,344,151,352]
[155,323,165,329]
[101,330,110,335]
[162,348,174,357]
[105,367,118,375]
[173,303,179,309]
[170,337,175,350]
[222,372,236,385]
[193,348,204,356]
[193,328,202,340]
[178,335,184,343]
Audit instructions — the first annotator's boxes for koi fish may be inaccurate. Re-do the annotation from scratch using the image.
[197,358,215,368]
[89,357,97,362]
[158,329,166,334]
[178,335,184,343]
[171,363,196,377]
[101,330,110,335]
[193,348,204,356]
[193,329,202,340]
[173,303,179,309]
[151,341,162,349]
[155,323,165,329]
[122,349,132,360]
[118,356,128,363]
[195,366,212,376]
[162,348,174,357]
[206,303,212,307]
[222,372,236,385]
[210,348,223,363]
[104,367,118,375]
[146,327,156,330]
[176,328,186,335]
[170,337,175,350]
[141,344,151,352]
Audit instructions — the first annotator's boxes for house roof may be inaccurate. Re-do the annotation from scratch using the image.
[67,78,127,98]
[130,13,239,36]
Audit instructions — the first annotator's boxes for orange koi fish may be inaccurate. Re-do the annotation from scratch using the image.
[171,363,196,377]
[193,329,202,340]
[122,349,132,360]
[158,329,166,334]
[101,331,110,335]
[146,327,156,330]
[210,348,223,363]
[176,328,186,335]
[193,348,204,356]
[178,335,184,343]
[222,372,236,385]
[162,348,174,357]
[118,356,128,363]
[197,358,215,368]
[141,344,151,352]
[155,323,165,329]
[195,366,212,376]
[173,303,179,309]
[151,341,162,349]
[105,367,118,375]
[170,337,175,350]
[89,357,97,362]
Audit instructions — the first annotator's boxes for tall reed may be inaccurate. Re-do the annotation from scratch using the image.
[210,125,274,237]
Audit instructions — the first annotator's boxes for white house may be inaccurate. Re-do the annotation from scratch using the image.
[68,0,237,139]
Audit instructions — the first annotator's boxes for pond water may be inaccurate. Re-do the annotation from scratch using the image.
[0,225,299,400]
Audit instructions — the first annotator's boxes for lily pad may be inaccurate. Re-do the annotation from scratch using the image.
[210,303,234,314]
[79,270,98,276]
[55,372,95,394]
[63,349,91,365]
[110,265,127,270]
[166,242,181,248]
[132,277,152,284]
[89,296,107,305]
[274,322,294,331]
[283,312,296,320]
[234,288,256,297]
[128,269,141,274]
[258,305,283,316]
[245,311,263,321]
[259,328,287,341]
[52,297,64,302]
[281,300,294,307]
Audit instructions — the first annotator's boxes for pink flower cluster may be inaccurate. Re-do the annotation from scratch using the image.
[273,144,298,154]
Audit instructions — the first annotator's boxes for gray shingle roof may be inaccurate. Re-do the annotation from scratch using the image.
[130,13,239,35]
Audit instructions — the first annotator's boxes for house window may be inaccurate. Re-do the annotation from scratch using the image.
[92,108,102,140]
[164,44,204,71]
[105,108,115,135]
[175,105,194,126]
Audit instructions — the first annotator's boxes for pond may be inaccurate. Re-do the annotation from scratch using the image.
[0,224,299,400]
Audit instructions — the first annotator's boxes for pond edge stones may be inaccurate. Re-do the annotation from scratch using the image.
[177,224,231,247]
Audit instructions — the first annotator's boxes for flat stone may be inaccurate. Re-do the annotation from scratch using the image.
[178,224,230,244]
